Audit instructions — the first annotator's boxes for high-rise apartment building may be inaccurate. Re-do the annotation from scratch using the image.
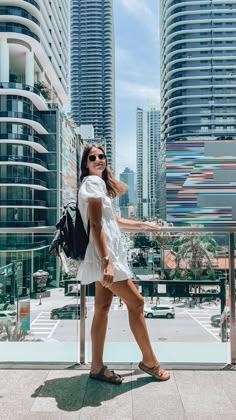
[119,167,135,218]
[136,106,160,219]
[70,0,115,170]
[0,0,80,294]
[161,1,236,225]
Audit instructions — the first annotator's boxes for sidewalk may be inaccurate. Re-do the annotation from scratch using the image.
[0,366,236,419]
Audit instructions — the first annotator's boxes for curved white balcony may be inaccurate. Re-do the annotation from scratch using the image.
[0,155,48,172]
[0,30,67,108]
[0,133,48,153]
[0,177,47,190]
[1,0,40,18]
[0,111,48,134]
[0,82,48,111]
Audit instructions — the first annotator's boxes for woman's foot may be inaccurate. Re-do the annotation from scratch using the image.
[139,361,170,381]
[90,365,123,385]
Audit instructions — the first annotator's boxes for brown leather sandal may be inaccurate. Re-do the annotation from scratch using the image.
[89,365,123,385]
[138,361,170,381]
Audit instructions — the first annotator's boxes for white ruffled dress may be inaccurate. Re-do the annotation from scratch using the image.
[76,175,133,285]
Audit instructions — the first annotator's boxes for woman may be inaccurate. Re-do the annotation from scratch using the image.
[77,144,170,384]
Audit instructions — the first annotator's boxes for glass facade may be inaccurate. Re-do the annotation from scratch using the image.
[70,0,115,170]
[160,0,236,224]
[136,106,160,219]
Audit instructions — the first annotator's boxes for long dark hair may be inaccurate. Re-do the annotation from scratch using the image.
[79,144,127,198]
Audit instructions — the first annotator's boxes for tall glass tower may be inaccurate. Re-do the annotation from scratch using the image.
[161,1,236,225]
[136,106,160,219]
[70,0,115,170]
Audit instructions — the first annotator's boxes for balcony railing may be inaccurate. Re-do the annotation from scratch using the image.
[0,23,40,42]
[0,177,47,188]
[0,199,47,207]
[0,6,40,25]
[0,220,47,227]
[0,82,47,103]
[0,225,235,367]
[0,155,48,169]
[0,239,47,251]
[0,111,49,132]
[23,0,40,10]
[0,133,47,151]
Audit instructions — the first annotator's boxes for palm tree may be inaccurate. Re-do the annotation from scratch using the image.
[172,231,217,280]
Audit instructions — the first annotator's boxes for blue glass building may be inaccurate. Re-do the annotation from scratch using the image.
[70,0,115,170]
[160,0,236,225]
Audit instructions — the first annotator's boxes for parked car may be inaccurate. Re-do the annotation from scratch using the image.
[50,304,86,320]
[144,305,175,319]
[0,311,17,325]
[211,311,230,327]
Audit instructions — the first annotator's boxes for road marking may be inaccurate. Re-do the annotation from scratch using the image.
[187,311,220,341]
[31,312,59,338]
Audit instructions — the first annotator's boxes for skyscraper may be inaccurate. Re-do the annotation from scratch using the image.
[136,106,160,219]
[161,1,236,225]
[0,0,80,291]
[119,167,135,217]
[70,0,115,170]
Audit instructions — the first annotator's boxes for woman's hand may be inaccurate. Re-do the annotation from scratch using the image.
[143,221,160,231]
[101,259,114,288]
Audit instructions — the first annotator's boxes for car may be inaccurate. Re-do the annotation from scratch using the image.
[144,305,175,319]
[50,304,86,320]
[0,311,17,325]
[211,311,230,327]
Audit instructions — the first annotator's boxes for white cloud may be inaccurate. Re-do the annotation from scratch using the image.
[117,80,160,104]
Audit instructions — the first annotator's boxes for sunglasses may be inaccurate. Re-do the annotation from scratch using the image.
[88,153,106,162]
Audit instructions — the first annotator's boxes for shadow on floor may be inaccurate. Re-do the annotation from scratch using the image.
[31,370,153,412]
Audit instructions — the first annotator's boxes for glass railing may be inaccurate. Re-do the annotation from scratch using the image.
[0,199,47,207]
[0,23,40,42]
[0,82,47,105]
[0,220,47,227]
[0,133,47,151]
[0,226,235,367]
[0,155,48,169]
[23,0,40,10]
[0,6,40,25]
[0,177,47,188]
[84,225,236,368]
[0,111,49,132]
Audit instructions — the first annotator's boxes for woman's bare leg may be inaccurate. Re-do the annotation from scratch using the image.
[109,279,158,367]
[90,281,113,373]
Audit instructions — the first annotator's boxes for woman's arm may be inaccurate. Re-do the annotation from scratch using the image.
[116,215,160,232]
[88,197,108,258]
[88,197,114,287]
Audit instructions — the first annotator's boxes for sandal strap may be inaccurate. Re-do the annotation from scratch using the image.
[99,365,108,375]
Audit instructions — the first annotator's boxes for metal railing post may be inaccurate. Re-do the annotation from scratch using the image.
[80,284,86,364]
[229,233,236,364]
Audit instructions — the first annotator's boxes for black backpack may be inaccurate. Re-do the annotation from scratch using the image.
[49,202,90,261]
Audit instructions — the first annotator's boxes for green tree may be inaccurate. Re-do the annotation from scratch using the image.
[171,232,217,280]
[133,235,151,249]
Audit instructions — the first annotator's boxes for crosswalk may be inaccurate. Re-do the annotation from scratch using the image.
[30,311,59,338]
[186,308,220,341]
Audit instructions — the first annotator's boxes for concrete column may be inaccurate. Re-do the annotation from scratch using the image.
[0,39,9,82]
[25,51,34,86]
[37,71,44,82]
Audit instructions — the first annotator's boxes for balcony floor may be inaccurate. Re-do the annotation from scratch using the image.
[0,367,236,419]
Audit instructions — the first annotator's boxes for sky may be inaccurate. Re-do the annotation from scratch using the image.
[114,0,160,177]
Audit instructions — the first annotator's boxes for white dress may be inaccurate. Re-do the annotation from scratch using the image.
[76,175,133,285]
